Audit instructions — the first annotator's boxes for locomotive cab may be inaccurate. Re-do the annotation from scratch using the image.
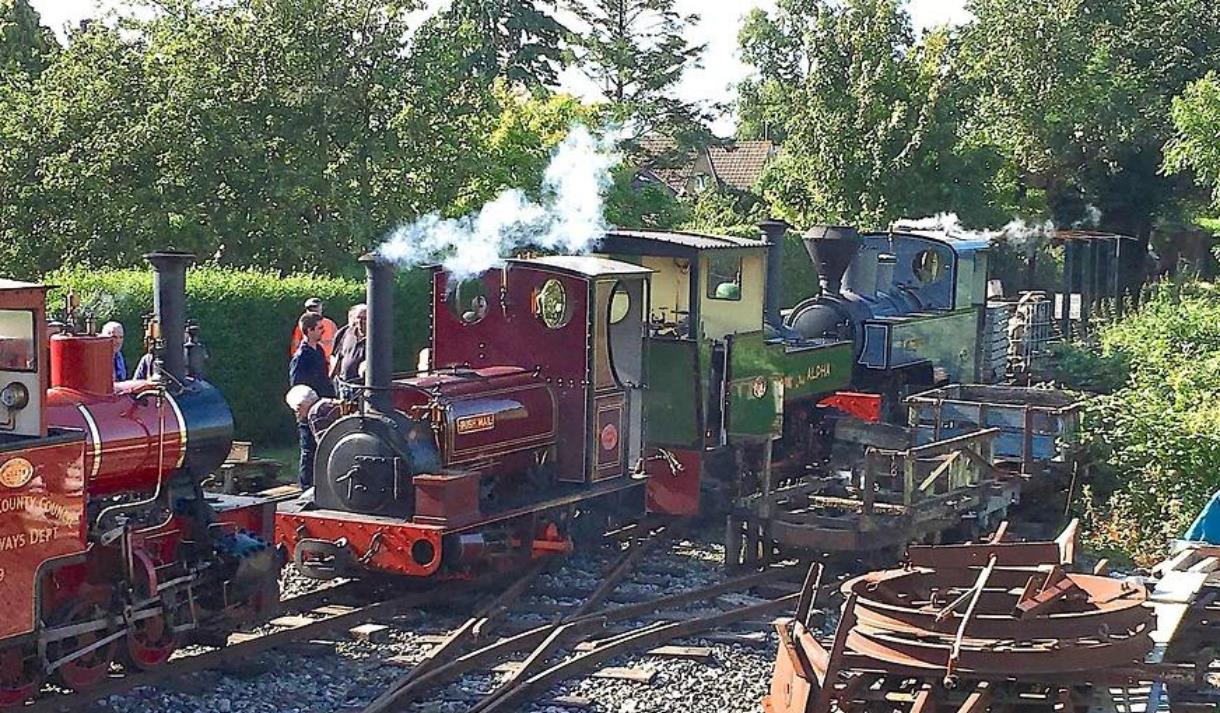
[279,255,653,579]
[0,282,89,652]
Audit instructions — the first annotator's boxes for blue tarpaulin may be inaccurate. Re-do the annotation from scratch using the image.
[1183,490,1220,544]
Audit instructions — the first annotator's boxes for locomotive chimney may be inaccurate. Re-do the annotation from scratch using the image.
[360,253,394,413]
[759,219,788,329]
[803,225,861,296]
[145,251,194,383]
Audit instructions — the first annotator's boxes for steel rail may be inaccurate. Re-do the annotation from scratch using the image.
[22,580,475,713]
[367,566,798,712]
[473,590,804,713]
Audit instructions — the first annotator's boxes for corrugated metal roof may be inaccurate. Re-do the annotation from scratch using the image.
[516,255,653,278]
[1055,229,1137,241]
[603,230,768,251]
[0,279,46,291]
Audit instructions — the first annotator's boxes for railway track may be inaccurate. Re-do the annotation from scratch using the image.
[20,576,490,713]
[363,526,823,713]
[18,524,828,713]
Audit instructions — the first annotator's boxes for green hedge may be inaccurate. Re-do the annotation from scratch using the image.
[46,265,431,444]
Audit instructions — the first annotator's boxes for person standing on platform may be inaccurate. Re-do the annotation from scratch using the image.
[100,321,127,381]
[289,312,335,488]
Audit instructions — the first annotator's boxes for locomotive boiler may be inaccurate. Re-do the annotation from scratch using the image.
[0,253,277,707]
[277,254,653,580]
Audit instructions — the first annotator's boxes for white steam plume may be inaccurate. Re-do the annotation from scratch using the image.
[377,125,619,282]
[1073,204,1102,229]
[893,213,1056,250]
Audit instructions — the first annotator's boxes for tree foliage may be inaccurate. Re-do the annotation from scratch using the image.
[0,0,55,78]
[0,0,600,277]
[1165,72,1220,212]
[430,0,567,88]
[1075,282,1220,564]
[738,0,1008,229]
[568,0,708,143]
[961,0,1220,235]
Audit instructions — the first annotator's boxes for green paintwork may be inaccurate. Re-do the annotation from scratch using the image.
[725,332,854,439]
[643,338,702,447]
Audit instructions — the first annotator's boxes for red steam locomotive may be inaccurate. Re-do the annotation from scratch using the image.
[0,253,278,707]
[276,254,675,579]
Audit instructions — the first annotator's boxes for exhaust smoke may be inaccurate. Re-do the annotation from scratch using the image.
[376,125,619,283]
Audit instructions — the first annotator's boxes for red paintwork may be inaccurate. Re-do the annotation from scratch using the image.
[432,267,592,480]
[413,471,481,527]
[0,438,88,641]
[277,510,446,577]
[645,447,702,516]
[44,381,186,497]
[819,391,883,423]
[49,335,113,395]
[391,366,557,471]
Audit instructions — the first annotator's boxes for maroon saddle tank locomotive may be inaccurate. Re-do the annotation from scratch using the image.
[277,254,679,579]
[0,253,278,707]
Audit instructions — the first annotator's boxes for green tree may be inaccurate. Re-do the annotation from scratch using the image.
[0,0,593,276]
[739,0,1004,228]
[0,0,56,79]
[437,0,567,88]
[568,0,708,143]
[1165,72,1220,212]
[961,0,1220,236]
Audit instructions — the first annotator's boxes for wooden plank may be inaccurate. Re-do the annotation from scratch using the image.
[312,604,358,617]
[497,660,656,684]
[1155,548,1200,577]
[227,632,261,644]
[645,645,713,661]
[269,615,317,629]
[1189,557,1220,574]
[701,632,768,646]
[1150,571,1209,604]
[350,624,391,643]
[592,667,655,683]
[258,484,303,498]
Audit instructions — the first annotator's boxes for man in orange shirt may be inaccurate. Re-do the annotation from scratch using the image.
[288,297,338,365]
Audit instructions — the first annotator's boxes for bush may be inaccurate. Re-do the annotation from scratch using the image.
[46,265,431,444]
[1077,280,1220,564]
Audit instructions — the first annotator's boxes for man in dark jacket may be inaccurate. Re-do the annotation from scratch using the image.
[289,312,335,487]
[330,303,367,399]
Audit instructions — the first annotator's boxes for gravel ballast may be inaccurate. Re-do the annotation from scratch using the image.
[96,530,791,713]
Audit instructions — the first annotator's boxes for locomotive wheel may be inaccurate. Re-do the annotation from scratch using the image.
[0,646,42,708]
[119,610,177,671]
[47,596,116,691]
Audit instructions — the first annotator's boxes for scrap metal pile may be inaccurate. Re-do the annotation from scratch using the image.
[765,521,1220,712]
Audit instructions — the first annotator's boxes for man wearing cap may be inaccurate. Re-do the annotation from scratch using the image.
[288,297,338,365]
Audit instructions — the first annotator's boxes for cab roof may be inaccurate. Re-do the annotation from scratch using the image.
[512,254,653,279]
[598,229,768,257]
[0,279,47,291]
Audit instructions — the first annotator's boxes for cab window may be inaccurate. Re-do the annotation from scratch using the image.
[706,253,742,301]
[446,278,491,325]
[0,310,35,372]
